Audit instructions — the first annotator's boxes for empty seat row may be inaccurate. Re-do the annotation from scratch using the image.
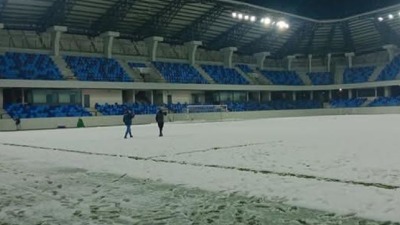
[369,97,400,107]
[237,64,254,73]
[330,98,367,108]
[128,62,147,68]
[64,56,132,82]
[201,65,249,85]
[153,62,208,84]
[343,66,375,84]
[95,103,158,115]
[0,52,63,80]
[6,104,91,119]
[307,72,334,85]
[259,70,304,85]
[376,55,400,81]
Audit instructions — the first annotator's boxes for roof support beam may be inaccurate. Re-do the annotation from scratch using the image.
[305,24,319,54]
[133,0,186,39]
[276,22,314,57]
[0,0,8,20]
[91,0,138,35]
[208,22,253,49]
[324,24,336,53]
[39,0,76,31]
[174,4,224,42]
[373,20,400,46]
[340,21,355,52]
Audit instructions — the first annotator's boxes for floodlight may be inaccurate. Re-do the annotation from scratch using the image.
[250,16,256,22]
[244,15,250,20]
[238,13,243,20]
[232,12,237,18]
[277,21,289,29]
[263,17,271,25]
[388,14,394,20]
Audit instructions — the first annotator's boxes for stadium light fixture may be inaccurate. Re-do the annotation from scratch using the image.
[276,21,289,30]
[244,15,250,21]
[232,12,237,18]
[250,16,256,22]
[378,17,384,21]
[238,13,243,20]
[388,14,394,20]
[262,17,272,26]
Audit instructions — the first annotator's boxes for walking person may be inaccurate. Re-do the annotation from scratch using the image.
[14,116,21,131]
[155,108,167,137]
[123,110,135,139]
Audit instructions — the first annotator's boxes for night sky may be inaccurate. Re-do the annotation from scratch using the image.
[241,0,399,19]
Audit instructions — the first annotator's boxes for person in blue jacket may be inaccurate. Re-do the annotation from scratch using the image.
[123,110,135,139]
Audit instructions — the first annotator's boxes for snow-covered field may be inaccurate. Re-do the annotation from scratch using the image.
[1,115,400,224]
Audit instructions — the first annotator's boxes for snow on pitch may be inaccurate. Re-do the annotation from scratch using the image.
[1,114,400,223]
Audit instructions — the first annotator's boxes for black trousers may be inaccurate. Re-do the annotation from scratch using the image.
[158,122,164,134]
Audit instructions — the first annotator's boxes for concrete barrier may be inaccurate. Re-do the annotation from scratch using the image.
[1,107,400,131]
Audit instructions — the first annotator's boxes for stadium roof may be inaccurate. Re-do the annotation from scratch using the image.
[1,0,400,58]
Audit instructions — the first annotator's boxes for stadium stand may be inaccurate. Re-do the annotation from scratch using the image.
[200,65,249,85]
[0,52,63,80]
[64,56,132,82]
[153,62,208,84]
[343,66,375,84]
[259,70,304,85]
[5,104,91,118]
[307,72,334,85]
[330,98,367,108]
[376,55,400,81]
[128,62,147,68]
[369,97,400,107]
[237,64,254,73]
[95,103,158,115]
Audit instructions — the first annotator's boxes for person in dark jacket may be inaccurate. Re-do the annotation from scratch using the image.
[14,117,21,131]
[155,109,167,137]
[123,110,135,139]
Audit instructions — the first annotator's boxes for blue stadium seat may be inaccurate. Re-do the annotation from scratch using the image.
[5,104,91,118]
[307,72,334,85]
[226,101,321,112]
[64,56,132,82]
[153,62,208,84]
[128,62,147,68]
[369,97,400,107]
[95,103,158,115]
[0,52,63,80]
[259,70,304,85]
[237,64,254,73]
[200,65,249,85]
[343,66,375,84]
[330,98,367,108]
[376,55,400,81]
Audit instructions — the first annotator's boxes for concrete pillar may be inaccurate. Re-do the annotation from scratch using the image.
[383,44,397,62]
[184,41,202,66]
[100,31,120,59]
[254,52,270,70]
[329,90,333,99]
[310,91,314,100]
[327,53,332,72]
[292,92,297,101]
[145,36,164,62]
[0,23,4,29]
[287,55,296,71]
[268,92,272,101]
[221,47,237,68]
[308,54,313,73]
[47,26,67,57]
[345,52,355,68]
[375,88,378,97]
[348,90,352,99]
[384,87,391,97]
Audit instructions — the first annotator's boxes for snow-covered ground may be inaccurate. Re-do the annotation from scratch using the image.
[1,114,400,224]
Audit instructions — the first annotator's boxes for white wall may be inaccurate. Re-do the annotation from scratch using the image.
[163,91,205,104]
[82,89,122,108]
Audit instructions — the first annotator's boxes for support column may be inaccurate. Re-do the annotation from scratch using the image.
[384,87,391,97]
[345,52,355,68]
[308,54,313,73]
[348,90,352,99]
[145,36,164,62]
[375,88,378,97]
[287,55,296,71]
[100,31,120,59]
[268,92,272,101]
[329,90,333,99]
[47,26,67,57]
[0,23,4,29]
[292,92,297,101]
[310,91,314,100]
[220,47,237,68]
[254,52,270,70]
[383,44,397,62]
[327,53,332,72]
[184,41,202,65]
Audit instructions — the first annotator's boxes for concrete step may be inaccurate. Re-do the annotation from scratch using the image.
[146,63,167,83]
[117,59,144,82]
[297,72,312,85]
[369,65,385,82]
[234,66,257,85]
[50,56,76,80]
[252,70,272,85]
[193,64,215,84]
[361,98,375,107]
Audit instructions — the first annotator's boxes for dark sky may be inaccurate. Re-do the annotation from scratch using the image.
[241,0,399,19]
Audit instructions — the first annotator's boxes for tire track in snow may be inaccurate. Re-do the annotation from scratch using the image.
[2,142,399,191]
